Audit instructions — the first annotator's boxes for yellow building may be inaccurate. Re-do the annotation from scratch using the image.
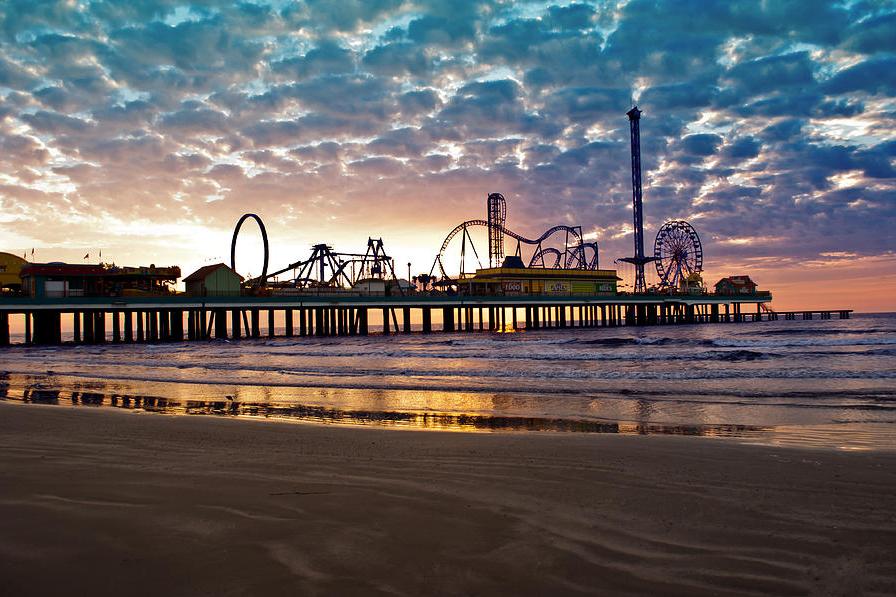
[465,266,620,296]
[0,252,28,293]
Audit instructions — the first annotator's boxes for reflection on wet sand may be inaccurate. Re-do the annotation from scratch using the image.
[2,377,768,437]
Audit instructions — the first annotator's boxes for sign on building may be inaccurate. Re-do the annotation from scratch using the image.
[546,281,569,294]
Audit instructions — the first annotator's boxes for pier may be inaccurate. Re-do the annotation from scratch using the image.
[0,293,851,346]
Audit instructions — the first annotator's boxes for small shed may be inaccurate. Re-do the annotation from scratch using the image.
[714,275,757,295]
[184,263,243,297]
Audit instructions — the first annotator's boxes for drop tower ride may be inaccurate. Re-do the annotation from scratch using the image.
[619,106,655,293]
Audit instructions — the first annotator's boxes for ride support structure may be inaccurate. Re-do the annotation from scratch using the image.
[231,214,403,294]
[261,238,403,293]
[619,106,656,293]
[487,192,507,268]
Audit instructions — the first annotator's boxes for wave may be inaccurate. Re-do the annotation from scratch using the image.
[5,362,896,385]
[747,327,896,337]
[0,347,778,370]
[257,334,896,352]
[11,340,892,367]
[709,337,896,348]
[862,348,896,357]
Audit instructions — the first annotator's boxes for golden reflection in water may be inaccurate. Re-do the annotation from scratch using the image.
[1,374,767,437]
[2,373,894,449]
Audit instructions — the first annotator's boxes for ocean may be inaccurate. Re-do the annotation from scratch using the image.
[2,312,894,449]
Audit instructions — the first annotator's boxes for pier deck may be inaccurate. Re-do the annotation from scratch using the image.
[0,293,851,346]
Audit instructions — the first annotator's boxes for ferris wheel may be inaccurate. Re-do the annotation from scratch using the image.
[654,220,703,288]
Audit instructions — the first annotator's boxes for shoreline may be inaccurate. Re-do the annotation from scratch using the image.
[3,369,895,450]
[3,391,894,452]
[2,400,895,596]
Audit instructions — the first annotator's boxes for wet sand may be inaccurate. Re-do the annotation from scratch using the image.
[1,402,895,596]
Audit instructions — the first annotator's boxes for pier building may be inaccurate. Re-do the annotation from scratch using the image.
[184,264,242,297]
[0,252,28,293]
[464,262,619,296]
[20,263,180,298]
[714,276,758,296]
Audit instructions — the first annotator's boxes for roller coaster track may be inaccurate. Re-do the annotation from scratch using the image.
[231,213,269,287]
[433,220,593,279]
[530,247,563,269]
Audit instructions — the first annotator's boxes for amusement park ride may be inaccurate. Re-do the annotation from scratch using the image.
[428,192,600,282]
[231,107,704,296]
[231,214,404,294]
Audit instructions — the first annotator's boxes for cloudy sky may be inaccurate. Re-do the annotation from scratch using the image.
[1,0,894,309]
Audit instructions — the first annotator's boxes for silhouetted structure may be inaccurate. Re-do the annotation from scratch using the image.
[20,263,179,298]
[184,264,242,297]
[714,276,758,295]
[487,192,507,268]
[619,106,656,293]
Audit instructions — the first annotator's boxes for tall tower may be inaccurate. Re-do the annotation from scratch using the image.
[619,106,654,292]
[487,192,507,267]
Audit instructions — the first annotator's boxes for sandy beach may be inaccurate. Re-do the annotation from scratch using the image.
[0,402,894,596]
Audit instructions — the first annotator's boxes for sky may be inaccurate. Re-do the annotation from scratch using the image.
[0,0,894,311]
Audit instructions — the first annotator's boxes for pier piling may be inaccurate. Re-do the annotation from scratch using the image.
[0,295,850,346]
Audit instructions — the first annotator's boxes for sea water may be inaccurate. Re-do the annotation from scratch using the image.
[2,312,894,449]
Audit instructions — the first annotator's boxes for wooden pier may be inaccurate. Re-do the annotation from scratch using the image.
[0,293,851,346]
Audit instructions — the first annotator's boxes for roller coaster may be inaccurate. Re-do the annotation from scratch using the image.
[430,193,599,281]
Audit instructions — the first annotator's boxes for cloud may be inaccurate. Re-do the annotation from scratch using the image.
[723,136,761,159]
[407,15,477,46]
[842,10,896,54]
[363,42,431,77]
[0,0,891,291]
[681,134,723,156]
[726,51,816,95]
[823,57,896,96]
[20,110,92,134]
[272,40,355,79]
[159,106,229,134]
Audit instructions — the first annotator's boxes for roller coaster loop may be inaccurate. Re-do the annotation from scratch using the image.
[231,213,269,286]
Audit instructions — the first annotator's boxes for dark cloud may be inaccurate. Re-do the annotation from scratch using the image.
[545,87,630,122]
[272,40,355,79]
[363,42,431,77]
[760,119,805,142]
[297,0,404,31]
[726,52,816,95]
[545,3,598,30]
[20,110,92,134]
[408,15,477,46]
[723,137,761,159]
[159,107,229,134]
[681,134,723,156]
[436,79,536,137]
[398,89,441,116]
[842,11,896,54]
[0,55,38,89]
[641,82,718,111]
[367,127,433,157]
[823,57,896,95]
